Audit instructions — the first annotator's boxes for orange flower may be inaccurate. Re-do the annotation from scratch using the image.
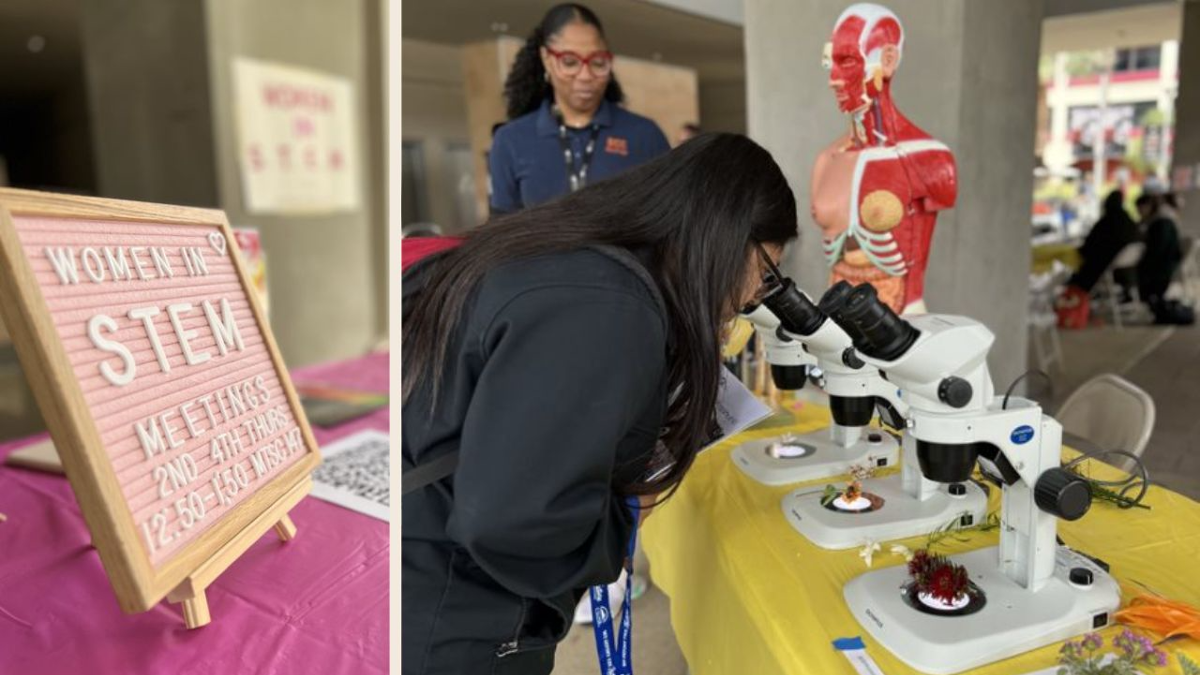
[1115,595,1200,641]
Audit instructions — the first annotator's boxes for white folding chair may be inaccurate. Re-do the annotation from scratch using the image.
[1028,264,1069,374]
[1174,236,1198,305]
[1056,374,1155,472]
[1099,242,1145,329]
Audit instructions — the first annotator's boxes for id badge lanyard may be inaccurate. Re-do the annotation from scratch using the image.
[554,106,601,193]
[590,497,639,675]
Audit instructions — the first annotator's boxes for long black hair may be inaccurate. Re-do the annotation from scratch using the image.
[503,3,625,120]
[403,134,799,496]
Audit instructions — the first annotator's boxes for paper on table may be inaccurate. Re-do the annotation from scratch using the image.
[707,368,772,450]
[310,429,390,521]
[832,637,887,675]
[643,370,771,482]
[5,438,64,474]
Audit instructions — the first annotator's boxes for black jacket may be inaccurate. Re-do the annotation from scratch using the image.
[401,248,669,675]
[1070,192,1140,292]
[1137,212,1183,302]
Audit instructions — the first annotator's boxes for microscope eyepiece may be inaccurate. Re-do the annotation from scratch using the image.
[817,281,869,346]
[760,278,826,337]
[837,283,920,361]
[817,280,855,317]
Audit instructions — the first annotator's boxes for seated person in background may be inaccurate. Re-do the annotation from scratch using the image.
[1138,192,1192,324]
[1056,189,1140,328]
[1068,189,1140,293]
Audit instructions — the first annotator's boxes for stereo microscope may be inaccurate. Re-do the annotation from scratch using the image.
[826,283,1120,674]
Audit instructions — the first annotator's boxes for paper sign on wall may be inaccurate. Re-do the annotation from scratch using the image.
[233,58,360,214]
[0,188,321,628]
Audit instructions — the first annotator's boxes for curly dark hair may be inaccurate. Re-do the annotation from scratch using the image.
[503,3,625,120]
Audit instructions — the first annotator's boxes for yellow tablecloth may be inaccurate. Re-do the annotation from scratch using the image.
[1032,243,1082,275]
[642,402,1200,675]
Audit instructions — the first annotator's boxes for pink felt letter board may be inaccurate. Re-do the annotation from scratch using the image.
[0,188,321,627]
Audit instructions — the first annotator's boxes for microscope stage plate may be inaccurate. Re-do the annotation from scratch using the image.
[781,474,988,549]
[730,428,899,485]
[843,546,1121,674]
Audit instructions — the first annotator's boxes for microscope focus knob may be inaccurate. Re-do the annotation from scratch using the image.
[937,377,973,408]
[842,348,864,369]
[1034,468,1092,521]
[1069,567,1094,587]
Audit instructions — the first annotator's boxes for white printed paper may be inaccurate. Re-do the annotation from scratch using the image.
[707,368,772,450]
[310,430,390,521]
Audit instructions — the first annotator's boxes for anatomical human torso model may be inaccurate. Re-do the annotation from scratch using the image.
[810,3,957,314]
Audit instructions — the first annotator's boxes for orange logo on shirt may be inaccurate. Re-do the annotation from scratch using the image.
[605,137,629,156]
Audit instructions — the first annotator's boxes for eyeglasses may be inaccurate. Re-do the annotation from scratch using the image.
[545,47,614,77]
[751,242,786,305]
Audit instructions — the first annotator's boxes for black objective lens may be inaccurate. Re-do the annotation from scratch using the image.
[770,364,809,391]
[829,396,875,427]
[760,278,825,337]
[917,440,981,483]
[838,284,920,361]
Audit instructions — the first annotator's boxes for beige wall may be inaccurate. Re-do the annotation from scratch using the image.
[205,0,382,366]
[698,79,747,134]
[461,38,521,221]
[403,39,474,232]
[367,0,387,341]
[613,55,700,147]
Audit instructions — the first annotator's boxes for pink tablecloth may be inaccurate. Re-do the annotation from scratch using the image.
[0,351,389,675]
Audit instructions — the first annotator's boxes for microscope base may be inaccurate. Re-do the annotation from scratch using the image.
[843,546,1121,675]
[781,474,987,549]
[730,428,898,486]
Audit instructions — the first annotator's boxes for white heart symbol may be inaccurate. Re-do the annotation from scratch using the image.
[208,232,227,256]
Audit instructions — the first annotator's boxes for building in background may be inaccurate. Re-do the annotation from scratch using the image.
[1035,2,1183,240]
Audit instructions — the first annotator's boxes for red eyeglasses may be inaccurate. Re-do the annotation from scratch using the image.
[545,47,614,77]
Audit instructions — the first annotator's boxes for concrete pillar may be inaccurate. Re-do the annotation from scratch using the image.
[79,0,221,206]
[1173,0,1200,235]
[744,0,1043,389]
[79,0,383,366]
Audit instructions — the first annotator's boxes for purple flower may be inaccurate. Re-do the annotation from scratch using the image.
[1082,633,1103,651]
[1148,648,1168,667]
[1113,632,1130,654]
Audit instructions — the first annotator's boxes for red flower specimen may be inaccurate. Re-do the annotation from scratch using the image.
[907,549,971,604]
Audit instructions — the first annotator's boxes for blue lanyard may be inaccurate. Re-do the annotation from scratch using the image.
[591,497,639,675]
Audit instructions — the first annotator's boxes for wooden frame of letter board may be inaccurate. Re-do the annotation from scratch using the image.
[0,188,322,628]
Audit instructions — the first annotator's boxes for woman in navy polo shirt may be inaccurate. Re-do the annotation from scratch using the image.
[489,3,670,216]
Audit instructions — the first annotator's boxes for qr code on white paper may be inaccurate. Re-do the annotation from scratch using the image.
[310,429,390,521]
